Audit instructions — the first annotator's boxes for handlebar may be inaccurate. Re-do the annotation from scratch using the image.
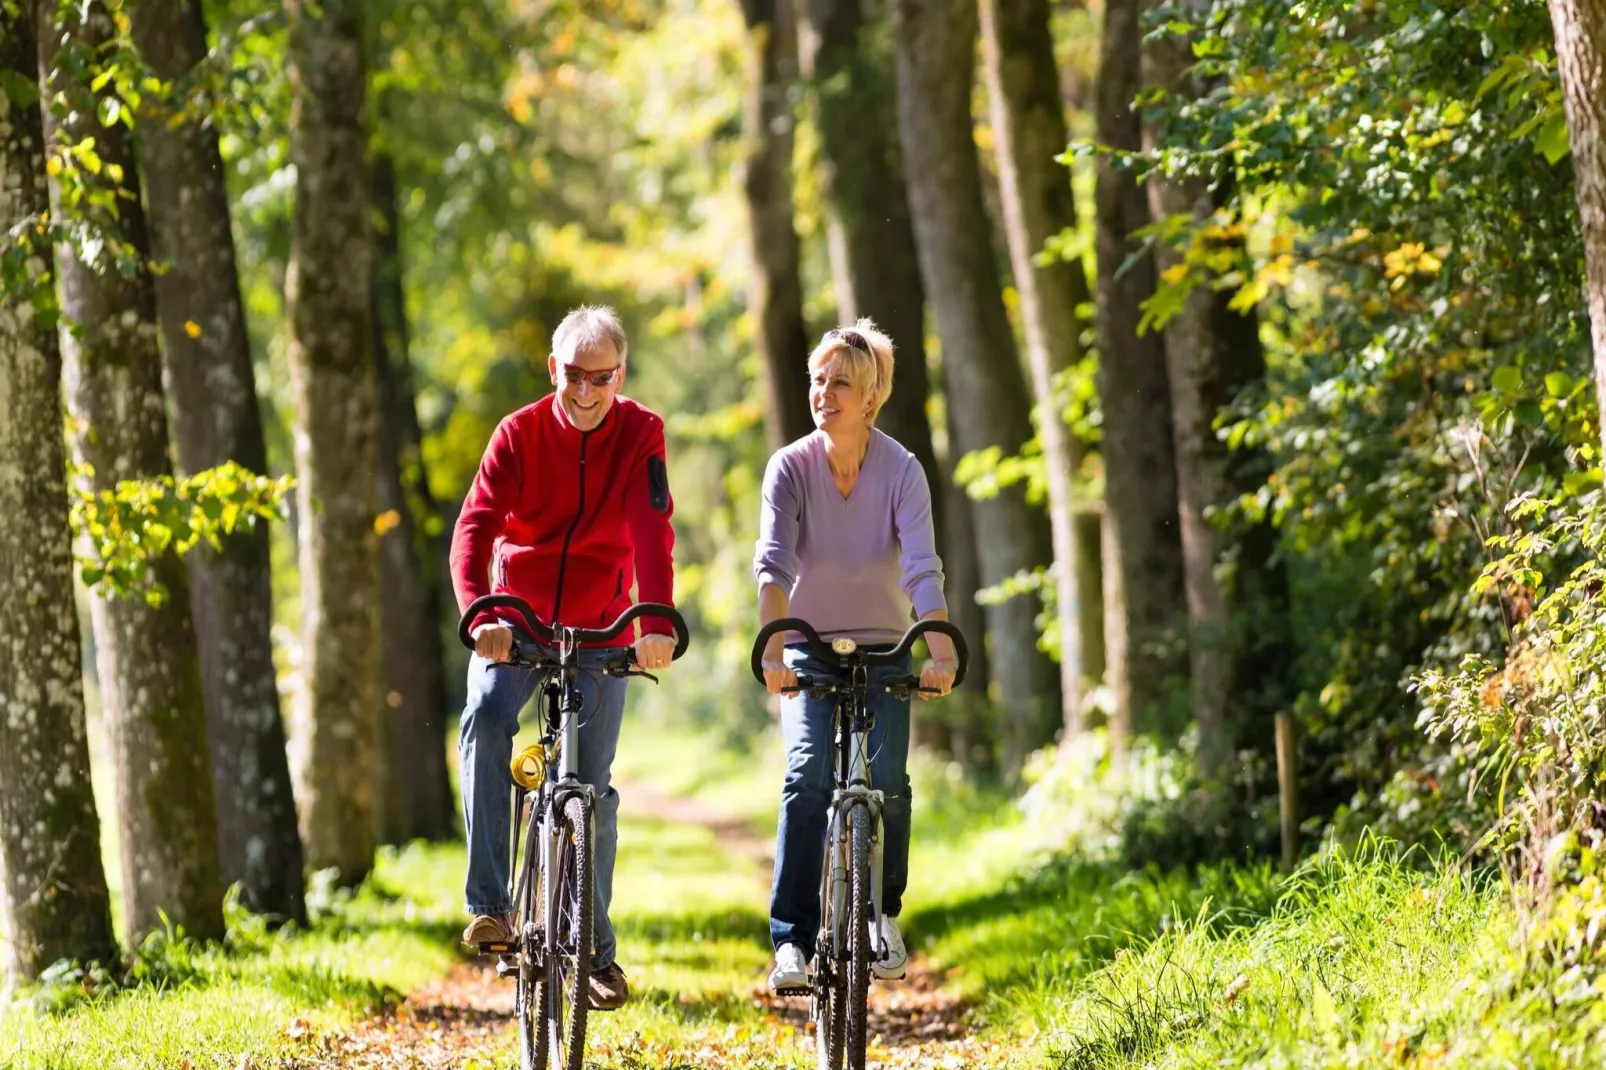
[458,593,691,661]
[748,617,968,690]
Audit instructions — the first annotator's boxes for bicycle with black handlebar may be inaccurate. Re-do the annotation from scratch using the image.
[749,617,969,1070]
[458,593,689,1070]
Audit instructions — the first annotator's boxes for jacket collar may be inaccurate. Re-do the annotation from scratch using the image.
[544,391,624,444]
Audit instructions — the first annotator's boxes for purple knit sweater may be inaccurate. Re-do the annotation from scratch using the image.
[754,429,947,645]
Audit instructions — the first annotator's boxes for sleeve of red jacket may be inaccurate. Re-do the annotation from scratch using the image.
[450,417,523,635]
[626,415,676,637]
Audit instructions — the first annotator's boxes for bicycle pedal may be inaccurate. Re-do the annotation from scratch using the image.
[477,940,515,955]
[771,983,810,997]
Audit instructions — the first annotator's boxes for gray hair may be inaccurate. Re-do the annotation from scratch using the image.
[552,305,629,363]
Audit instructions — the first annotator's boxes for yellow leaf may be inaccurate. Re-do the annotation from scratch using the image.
[183,320,202,339]
[1160,263,1189,285]
[46,156,62,176]
[374,509,402,535]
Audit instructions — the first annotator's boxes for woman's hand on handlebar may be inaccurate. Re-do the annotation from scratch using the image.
[761,656,797,696]
[472,623,514,662]
[918,657,957,699]
[633,633,675,671]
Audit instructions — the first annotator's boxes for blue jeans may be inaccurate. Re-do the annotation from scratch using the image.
[770,646,913,958]
[460,647,628,968]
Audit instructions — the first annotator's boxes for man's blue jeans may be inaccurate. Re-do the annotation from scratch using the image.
[769,645,913,959]
[460,647,628,968]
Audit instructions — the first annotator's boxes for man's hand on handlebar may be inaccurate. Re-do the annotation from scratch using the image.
[633,633,675,672]
[472,623,514,662]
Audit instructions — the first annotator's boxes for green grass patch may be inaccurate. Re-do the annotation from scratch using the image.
[0,843,464,1070]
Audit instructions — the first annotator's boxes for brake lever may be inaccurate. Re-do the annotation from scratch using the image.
[602,661,660,684]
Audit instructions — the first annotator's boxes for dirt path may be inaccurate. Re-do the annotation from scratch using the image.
[294,785,998,1069]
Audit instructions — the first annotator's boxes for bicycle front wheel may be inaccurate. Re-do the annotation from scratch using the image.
[844,802,874,1070]
[537,793,594,1070]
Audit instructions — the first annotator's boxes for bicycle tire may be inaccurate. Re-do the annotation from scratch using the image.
[814,935,846,1070]
[539,793,593,1070]
[516,795,547,1070]
[844,803,873,1069]
[518,931,548,1070]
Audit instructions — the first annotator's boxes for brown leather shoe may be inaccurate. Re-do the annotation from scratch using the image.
[588,961,629,1010]
[462,912,515,947]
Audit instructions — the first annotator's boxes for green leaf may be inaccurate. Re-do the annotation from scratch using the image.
[0,70,39,110]
[1546,371,1575,398]
[1491,365,1522,393]
[1537,113,1572,165]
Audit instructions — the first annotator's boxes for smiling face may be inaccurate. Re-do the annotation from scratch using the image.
[809,354,873,433]
[548,340,625,432]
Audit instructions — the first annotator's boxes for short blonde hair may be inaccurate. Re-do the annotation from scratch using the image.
[553,304,628,363]
[807,318,895,426]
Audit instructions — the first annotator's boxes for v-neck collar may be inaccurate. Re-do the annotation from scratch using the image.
[823,430,875,502]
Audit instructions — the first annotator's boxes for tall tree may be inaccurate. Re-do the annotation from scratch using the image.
[286,0,382,885]
[371,116,454,844]
[738,0,814,449]
[0,1,118,984]
[1144,4,1290,779]
[978,0,1105,737]
[1550,0,1606,451]
[892,0,1062,765]
[36,0,223,943]
[127,0,306,923]
[794,0,990,711]
[1093,0,1188,742]
[795,0,940,500]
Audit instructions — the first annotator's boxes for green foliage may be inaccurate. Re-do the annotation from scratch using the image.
[1089,0,1600,834]
[69,460,292,605]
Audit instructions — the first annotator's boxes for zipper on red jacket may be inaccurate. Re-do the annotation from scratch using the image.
[550,430,589,623]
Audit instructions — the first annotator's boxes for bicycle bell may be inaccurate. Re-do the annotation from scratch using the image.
[831,637,857,656]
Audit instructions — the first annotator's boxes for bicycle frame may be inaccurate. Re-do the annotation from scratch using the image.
[818,664,887,978]
[508,627,596,960]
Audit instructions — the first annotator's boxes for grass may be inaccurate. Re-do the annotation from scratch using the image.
[0,843,463,1070]
[9,715,1599,1069]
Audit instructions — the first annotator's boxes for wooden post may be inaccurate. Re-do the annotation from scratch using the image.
[1275,713,1299,867]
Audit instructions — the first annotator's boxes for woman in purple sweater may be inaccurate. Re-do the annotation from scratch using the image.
[753,319,960,994]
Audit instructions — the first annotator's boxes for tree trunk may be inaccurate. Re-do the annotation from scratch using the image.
[1093,0,1187,743]
[372,133,455,844]
[795,0,987,742]
[739,0,814,449]
[36,0,223,944]
[892,0,1061,768]
[286,0,381,886]
[795,0,942,510]
[978,0,1104,738]
[127,0,306,924]
[1550,0,1606,450]
[0,5,118,983]
[1143,0,1291,780]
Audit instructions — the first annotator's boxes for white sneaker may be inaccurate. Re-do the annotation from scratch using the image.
[872,915,907,980]
[769,943,809,993]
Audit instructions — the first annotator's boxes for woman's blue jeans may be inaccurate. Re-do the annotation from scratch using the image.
[459,648,627,969]
[769,645,913,958]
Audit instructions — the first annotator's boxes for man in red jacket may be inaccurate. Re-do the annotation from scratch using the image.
[450,305,677,1011]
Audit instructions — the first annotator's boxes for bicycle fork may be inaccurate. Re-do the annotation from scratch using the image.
[822,727,888,969]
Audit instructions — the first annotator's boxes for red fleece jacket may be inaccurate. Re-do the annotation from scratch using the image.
[450,394,676,644]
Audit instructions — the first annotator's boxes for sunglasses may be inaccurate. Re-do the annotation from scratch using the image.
[826,328,869,352]
[559,364,623,388]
